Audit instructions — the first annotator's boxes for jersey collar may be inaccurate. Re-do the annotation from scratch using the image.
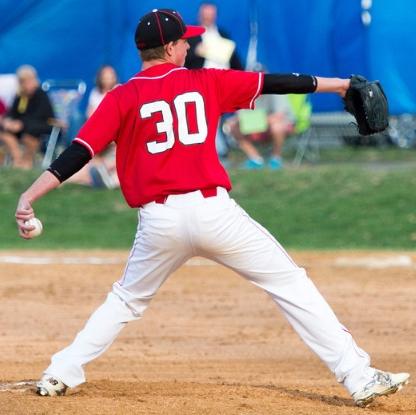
[133,63,187,79]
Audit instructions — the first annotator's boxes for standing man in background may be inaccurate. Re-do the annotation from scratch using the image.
[185,2,243,70]
[185,2,243,162]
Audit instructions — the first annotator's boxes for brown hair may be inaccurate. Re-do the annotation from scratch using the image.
[139,41,178,62]
[140,45,166,61]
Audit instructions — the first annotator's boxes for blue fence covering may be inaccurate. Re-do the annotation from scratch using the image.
[0,0,415,114]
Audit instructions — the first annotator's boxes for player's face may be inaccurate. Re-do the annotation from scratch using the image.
[171,39,190,66]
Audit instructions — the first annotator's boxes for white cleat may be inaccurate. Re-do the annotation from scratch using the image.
[352,370,410,407]
[36,375,67,396]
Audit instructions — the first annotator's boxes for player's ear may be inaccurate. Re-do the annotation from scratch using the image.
[164,41,175,57]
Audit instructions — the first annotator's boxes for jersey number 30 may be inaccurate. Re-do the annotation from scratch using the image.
[140,92,208,154]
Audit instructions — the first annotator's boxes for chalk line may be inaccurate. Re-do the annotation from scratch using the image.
[334,255,413,269]
[0,255,216,266]
[0,380,36,393]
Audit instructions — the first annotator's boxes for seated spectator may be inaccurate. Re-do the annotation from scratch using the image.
[227,91,295,170]
[68,65,119,188]
[0,65,54,169]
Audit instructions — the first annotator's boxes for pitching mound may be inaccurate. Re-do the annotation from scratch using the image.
[0,250,414,414]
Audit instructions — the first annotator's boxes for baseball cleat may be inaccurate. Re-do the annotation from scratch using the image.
[36,375,67,396]
[352,370,410,407]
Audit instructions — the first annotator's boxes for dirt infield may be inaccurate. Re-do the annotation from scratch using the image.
[0,250,415,415]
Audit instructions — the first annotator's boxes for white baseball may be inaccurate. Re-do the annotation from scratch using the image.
[24,217,43,238]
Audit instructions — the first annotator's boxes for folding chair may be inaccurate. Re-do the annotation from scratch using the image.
[287,94,318,166]
[41,79,86,169]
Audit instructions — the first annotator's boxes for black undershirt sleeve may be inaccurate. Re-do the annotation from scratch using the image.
[47,142,92,182]
[262,73,317,94]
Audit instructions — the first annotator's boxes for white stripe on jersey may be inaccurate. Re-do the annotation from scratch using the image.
[249,72,264,109]
[131,67,187,81]
[73,137,95,157]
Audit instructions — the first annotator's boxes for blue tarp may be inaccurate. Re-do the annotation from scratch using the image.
[0,0,415,113]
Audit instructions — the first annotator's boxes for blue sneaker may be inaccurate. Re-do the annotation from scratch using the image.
[240,158,264,170]
[268,157,283,170]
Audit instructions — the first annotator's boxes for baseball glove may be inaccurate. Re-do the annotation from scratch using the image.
[343,75,389,135]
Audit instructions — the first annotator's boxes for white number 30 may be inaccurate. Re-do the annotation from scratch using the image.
[140,92,208,154]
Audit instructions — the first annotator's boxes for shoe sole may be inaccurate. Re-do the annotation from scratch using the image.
[355,378,410,408]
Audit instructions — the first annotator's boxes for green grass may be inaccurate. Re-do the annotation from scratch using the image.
[1,161,416,250]
[0,169,137,249]
[301,146,416,163]
[229,141,416,166]
[230,166,416,249]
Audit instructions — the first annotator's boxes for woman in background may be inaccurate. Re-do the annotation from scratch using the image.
[68,65,119,188]
[86,65,118,118]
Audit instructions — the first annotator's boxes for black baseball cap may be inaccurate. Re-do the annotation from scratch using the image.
[135,9,205,50]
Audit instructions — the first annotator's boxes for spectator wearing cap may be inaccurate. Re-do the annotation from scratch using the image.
[0,65,54,169]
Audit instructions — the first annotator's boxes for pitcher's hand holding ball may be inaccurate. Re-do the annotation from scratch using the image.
[15,194,42,239]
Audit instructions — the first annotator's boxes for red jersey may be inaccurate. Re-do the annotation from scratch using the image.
[75,63,263,207]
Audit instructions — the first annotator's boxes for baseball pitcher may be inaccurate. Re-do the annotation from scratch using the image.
[15,8,408,407]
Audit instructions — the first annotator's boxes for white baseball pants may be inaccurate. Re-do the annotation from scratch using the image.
[45,188,373,395]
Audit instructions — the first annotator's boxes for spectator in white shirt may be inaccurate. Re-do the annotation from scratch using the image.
[86,65,118,118]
